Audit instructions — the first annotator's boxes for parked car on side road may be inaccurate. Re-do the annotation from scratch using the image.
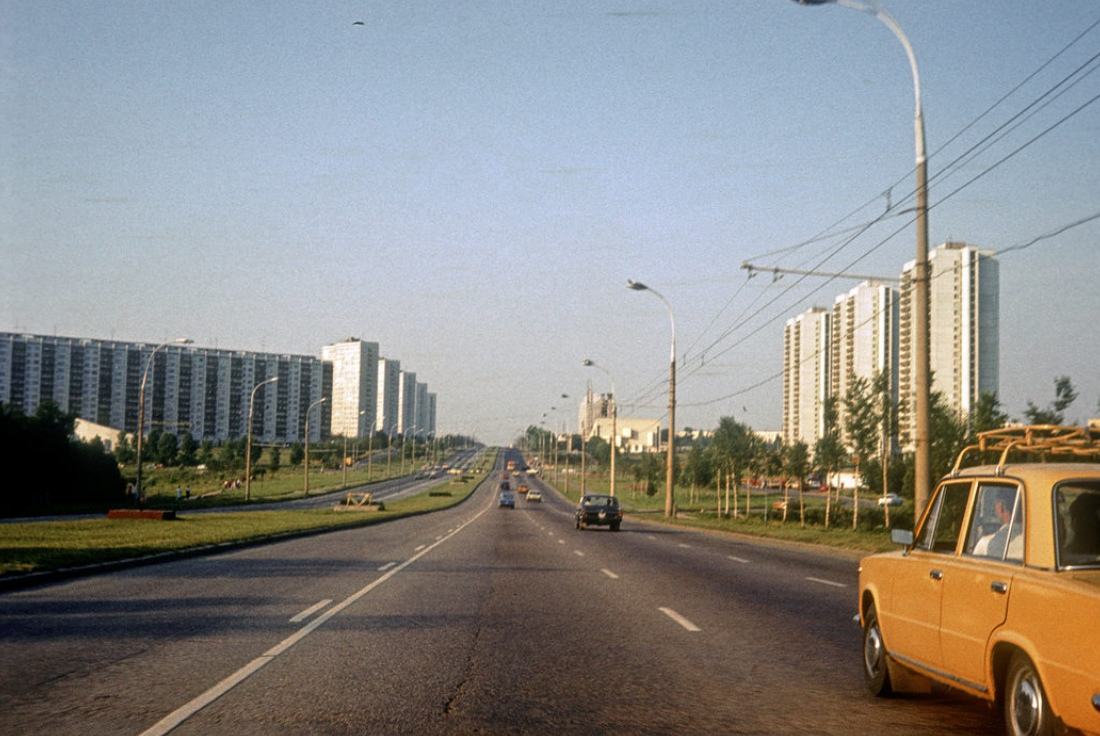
[858,425,1100,736]
[575,494,622,531]
[877,492,903,507]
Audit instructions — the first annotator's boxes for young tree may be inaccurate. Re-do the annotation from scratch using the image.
[844,375,880,530]
[814,396,845,529]
[712,417,753,516]
[114,431,135,465]
[1024,376,1078,425]
[970,391,1008,436]
[784,441,810,526]
[178,431,198,466]
[155,431,179,467]
[289,442,305,467]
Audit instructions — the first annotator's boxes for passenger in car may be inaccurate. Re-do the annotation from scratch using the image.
[973,488,1022,559]
[1067,493,1100,556]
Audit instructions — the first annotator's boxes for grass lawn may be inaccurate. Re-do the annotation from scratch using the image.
[0,477,480,579]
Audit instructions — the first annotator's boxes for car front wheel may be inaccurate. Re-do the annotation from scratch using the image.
[1004,652,1053,736]
[862,605,892,696]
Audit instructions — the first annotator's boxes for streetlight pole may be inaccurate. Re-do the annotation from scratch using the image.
[583,359,617,497]
[134,338,192,507]
[628,280,676,518]
[304,397,327,494]
[792,0,930,517]
[245,376,278,502]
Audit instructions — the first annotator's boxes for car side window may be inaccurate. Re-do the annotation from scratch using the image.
[1056,482,1100,568]
[965,483,1024,563]
[916,481,971,554]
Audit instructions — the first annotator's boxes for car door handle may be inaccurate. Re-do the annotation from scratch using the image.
[929,569,943,581]
[991,581,1008,595]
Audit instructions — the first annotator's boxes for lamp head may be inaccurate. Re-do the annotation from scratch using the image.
[626,279,648,292]
[793,0,832,5]
[583,359,594,367]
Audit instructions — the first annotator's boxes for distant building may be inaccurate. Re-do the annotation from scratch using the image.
[783,307,830,448]
[397,370,417,437]
[376,357,401,436]
[0,333,329,444]
[781,241,998,454]
[831,280,899,451]
[578,386,660,453]
[899,242,999,447]
[321,338,379,439]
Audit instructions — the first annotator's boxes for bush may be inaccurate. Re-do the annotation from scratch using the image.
[0,402,126,515]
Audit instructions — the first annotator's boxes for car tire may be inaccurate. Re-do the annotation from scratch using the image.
[1004,652,1054,736]
[862,605,893,697]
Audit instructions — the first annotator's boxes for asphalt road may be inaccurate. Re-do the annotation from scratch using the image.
[0,462,1004,735]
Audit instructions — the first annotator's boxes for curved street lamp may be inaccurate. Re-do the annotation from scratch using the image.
[792,0,931,517]
[583,359,617,497]
[303,397,327,494]
[245,376,278,501]
[134,338,192,507]
[627,279,676,518]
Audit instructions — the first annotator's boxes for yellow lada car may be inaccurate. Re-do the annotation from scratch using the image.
[859,425,1100,736]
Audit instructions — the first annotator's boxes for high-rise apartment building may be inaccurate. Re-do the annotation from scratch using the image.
[0,333,329,444]
[781,241,998,454]
[376,358,401,436]
[899,242,999,447]
[397,370,417,437]
[830,281,899,449]
[321,338,379,439]
[783,307,831,448]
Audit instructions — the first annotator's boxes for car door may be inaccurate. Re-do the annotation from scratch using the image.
[938,481,1023,691]
[883,480,973,674]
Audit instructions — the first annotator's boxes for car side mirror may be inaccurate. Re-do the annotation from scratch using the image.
[891,528,914,548]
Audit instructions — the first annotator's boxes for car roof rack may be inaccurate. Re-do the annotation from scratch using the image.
[951,424,1100,477]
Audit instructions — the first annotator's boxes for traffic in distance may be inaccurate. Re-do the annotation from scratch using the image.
[2,435,1096,734]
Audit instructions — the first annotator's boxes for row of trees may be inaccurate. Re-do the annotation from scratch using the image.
[529,375,1095,531]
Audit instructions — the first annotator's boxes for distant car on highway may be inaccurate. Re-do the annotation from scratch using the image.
[526,488,542,502]
[858,425,1100,736]
[498,491,515,508]
[877,493,903,507]
[575,494,622,531]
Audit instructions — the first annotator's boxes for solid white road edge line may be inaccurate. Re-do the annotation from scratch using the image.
[139,505,489,736]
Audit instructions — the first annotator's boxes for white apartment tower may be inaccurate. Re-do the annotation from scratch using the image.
[397,370,417,437]
[830,281,900,449]
[783,307,831,448]
[321,338,379,439]
[899,242,999,447]
[376,358,401,436]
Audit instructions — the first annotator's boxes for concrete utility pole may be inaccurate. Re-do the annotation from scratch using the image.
[792,0,931,519]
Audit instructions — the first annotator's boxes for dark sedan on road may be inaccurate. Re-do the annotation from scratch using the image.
[575,494,622,531]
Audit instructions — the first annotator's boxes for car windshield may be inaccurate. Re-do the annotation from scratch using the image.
[1056,481,1100,568]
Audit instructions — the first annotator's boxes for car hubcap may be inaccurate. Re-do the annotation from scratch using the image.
[864,625,884,678]
[1011,673,1042,735]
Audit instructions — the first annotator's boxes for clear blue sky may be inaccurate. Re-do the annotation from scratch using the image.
[3,1,1099,445]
